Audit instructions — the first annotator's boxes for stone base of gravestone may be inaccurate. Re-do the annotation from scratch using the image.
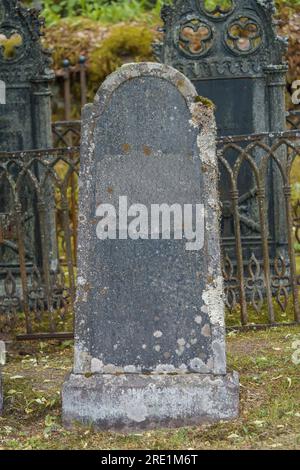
[63,373,239,432]
[62,62,239,431]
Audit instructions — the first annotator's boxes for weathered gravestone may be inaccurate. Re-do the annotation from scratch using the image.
[155,0,288,265]
[62,63,239,431]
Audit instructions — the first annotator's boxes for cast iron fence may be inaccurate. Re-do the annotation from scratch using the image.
[1,125,300,339]
[0,147,79,339]
[287,110,300,131]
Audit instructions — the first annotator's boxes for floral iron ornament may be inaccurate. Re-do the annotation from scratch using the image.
[0,29,23,60]
[225,16,262,54]
[178,18,213,57]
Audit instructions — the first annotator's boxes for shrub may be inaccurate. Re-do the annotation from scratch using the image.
[88,23,154,92]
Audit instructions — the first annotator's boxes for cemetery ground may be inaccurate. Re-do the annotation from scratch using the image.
[0,326,299,450]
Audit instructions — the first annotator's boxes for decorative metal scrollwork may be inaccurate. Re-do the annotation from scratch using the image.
[225,16,262,55]
[271,253,290,312]
[199,0,235,20]
[246,253,264,313]
[222,253,238,311]
[0,269,19,331]
[177,17,213,57]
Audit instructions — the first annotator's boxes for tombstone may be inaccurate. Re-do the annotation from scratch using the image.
[155,0,288,265]
[62,63,239,431]
[0,1,57,280]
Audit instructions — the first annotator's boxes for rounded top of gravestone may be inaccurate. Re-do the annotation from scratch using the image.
[83,62,217,161]
[95,62,198,105]
[89,62,216,129]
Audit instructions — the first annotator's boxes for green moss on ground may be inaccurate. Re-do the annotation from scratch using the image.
[0,327,300,450]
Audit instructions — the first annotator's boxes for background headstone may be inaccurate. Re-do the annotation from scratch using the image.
[155,0,288,264]
[62,63,239,431]
[0,0,57,283]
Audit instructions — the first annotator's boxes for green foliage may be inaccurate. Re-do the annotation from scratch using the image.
[37,0,168,25]
[23,0,300,26]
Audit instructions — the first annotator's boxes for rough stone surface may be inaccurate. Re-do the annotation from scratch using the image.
[63,372,239,432]
[62,62,239,430]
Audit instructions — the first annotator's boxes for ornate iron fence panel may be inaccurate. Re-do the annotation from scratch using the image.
[0,147,79,338]
[0,131,300,338]
[52,121,81,148]
[218,130,300,328]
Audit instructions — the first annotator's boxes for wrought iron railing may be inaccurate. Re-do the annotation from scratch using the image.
[1,128,300,339]
[0,147,79,338]
[52,121,81,148]
[287,110,300,131]
[218,130,300,328]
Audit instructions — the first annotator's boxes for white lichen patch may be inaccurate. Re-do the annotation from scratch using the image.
[194,315,202,325]
[77,276,86,286]
[91,358,104,373]
[153,331,163,338]
[124,365,137,373]
[74,345,92,373]
[124,401,148,423]
[189,358,210,373]
[202,276,225,327]
[176,348,184,357]
[154,364,176,374]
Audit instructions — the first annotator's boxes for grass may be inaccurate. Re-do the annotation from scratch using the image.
[0,326,300,450]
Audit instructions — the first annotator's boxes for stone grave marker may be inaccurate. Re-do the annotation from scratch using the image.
[62,63,239,431]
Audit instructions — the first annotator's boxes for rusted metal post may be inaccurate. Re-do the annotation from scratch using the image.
[79,55,87,108]
[63,59,71,123]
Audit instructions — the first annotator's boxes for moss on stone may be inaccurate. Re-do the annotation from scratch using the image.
[194,95,215,109]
